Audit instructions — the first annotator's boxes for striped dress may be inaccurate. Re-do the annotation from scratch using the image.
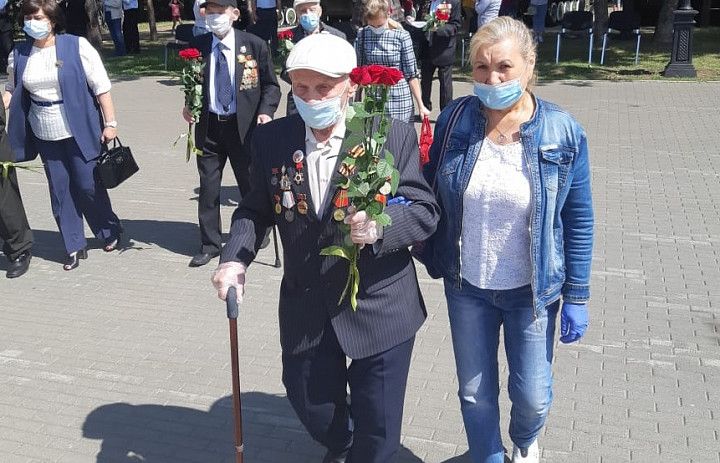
[355,27,419,123]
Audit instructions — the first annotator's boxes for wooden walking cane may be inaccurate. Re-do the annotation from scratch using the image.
[226,286,245,463]
[272,226,281,268]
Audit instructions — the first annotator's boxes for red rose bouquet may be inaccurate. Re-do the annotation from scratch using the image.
[319,65,404,310]
[174,48,205,162]
[423,4,451,31]
[277,29,294,60]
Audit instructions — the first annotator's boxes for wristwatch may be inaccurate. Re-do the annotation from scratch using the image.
[104,121,118,128]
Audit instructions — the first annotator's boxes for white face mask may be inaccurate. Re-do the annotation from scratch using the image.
[205,13,232,37]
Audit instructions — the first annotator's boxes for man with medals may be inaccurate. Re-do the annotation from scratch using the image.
[211,34,440,463]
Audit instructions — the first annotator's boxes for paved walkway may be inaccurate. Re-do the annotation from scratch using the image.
[1,77,719,463]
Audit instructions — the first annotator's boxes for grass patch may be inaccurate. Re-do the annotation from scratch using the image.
[105,21,719,81]
[457,26,720,81]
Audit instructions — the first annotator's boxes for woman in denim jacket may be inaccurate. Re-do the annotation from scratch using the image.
[420,17,593,463]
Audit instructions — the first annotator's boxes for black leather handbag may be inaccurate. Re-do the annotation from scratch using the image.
[95,138,138,189]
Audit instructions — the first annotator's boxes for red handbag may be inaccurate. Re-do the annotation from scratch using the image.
[419,115,433,167]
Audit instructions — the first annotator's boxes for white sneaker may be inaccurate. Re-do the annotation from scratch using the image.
[511,440,539,463]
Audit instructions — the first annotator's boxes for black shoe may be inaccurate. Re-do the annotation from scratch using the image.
[322,449,349,463]
[189,252,219,267]
[6,251,31,279]
[63,249,88,271]
[103,233,122,252]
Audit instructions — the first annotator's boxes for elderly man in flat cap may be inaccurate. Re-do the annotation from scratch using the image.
[183,0,280,268]
[212,34,439,463]
[280,0,346,116]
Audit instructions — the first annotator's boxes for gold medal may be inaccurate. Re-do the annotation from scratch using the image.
[275,203,282,214]
[298,200,308,215]
[333,208,346,222]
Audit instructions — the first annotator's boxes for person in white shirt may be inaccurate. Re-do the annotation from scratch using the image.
[4,0,123,271]
[193,0,208,36]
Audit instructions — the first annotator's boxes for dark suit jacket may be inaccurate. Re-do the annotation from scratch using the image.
[415,0,462,66]
[191,30,280,149]
[221,115,440,359]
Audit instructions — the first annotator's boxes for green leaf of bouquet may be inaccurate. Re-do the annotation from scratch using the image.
[365,201,382,217]
[346,104,356,121]
[376,159,393,178]
[344,133,364,148]
[357,182,370,196]
[375,212,392,227]
[384,151,395,167]
[320,245,352,261]
[346,116,364,133]
[390,170,400,195]
[353,105,372,119]
[372,132,386,146]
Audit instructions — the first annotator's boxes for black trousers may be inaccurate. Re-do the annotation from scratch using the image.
[0,166,33,261]
[122,8,141,54]
[0,21,13,69]
[197,115,251,254]
[421,60,454,111]
[282,321,415,463]
[248,7,278,55]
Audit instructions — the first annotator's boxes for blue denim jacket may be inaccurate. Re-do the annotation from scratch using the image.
[421,95,594,312]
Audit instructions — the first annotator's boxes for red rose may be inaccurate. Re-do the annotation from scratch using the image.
[278,29,294,40]
[374,194,387,205]
[366,64,387,85]
[436,11,450,21]
[377,67,404,86]
[179,48,202,60]
[349,66,373,86]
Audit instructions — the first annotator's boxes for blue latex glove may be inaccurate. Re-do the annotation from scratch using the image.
[559,302,588,344]
[388,195,413,206]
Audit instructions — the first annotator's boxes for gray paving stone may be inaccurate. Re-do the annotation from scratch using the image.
[2,76,720,462]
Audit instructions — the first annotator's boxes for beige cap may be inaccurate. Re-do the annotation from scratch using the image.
[285,33,356,78]
[293,0,319,7]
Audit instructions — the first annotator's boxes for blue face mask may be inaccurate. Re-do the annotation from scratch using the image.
[24,19,51,40]
[299,12,319,32]
[292,89,346,130]
[473,79,524,110]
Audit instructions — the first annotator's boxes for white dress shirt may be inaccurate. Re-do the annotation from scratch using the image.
[6,37,112,142]
[304,117,346,218]
[461,138,532,290]
[209,29,237,116]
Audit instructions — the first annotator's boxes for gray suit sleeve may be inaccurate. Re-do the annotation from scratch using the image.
[375,123,440,256]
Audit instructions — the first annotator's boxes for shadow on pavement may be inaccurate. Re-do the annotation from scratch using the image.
[120,219,199,257]
[83,392,424,463]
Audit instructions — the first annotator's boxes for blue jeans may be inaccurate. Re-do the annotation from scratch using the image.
[444,280,559,463]
[105,12,125,56]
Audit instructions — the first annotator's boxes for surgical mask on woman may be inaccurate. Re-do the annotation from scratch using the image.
[368,24,386,34]
[23,19,51,40]
[299,12,319,32]
[292,88,347,129]
[473,79,524,110]
[205,13,233,36]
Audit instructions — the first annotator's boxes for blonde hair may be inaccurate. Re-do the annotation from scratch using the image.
[364,0,388,21]
[469,17,537,85]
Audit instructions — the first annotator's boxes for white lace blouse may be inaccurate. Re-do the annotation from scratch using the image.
[461,138,533,290]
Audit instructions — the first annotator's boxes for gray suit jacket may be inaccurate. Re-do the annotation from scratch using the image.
[221,114,440,359]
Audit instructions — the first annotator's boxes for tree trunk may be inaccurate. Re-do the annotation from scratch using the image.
[593,0,609,39]
[86,0,103,49]
[653,0,679,44]
[147,0,158,41]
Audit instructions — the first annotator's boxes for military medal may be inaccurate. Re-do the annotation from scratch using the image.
[282,190,296,209]
[271,167,280,186]
[297,194,308,215]
[274,194,282,214]
[333,189,349,208]
[292,150,305,185]
[285,209,295,222]
[271,176,278,186]
[280,166,291,191]
[333,208,346,222]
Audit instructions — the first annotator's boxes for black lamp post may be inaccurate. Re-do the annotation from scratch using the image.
[663,0,698,77]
